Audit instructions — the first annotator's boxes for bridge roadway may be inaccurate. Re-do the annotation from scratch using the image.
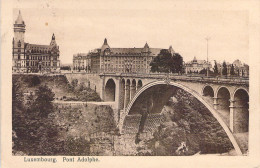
[98,72,249,155]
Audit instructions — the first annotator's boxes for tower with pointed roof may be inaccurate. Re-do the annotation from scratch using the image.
[14,10,25,48]
[12,10,60,73]
[50,33,57,46]
[13,10,26,71]
[101,38,110,53]
[143,42,149,53]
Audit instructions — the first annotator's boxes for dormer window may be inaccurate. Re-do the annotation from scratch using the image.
[104,48,110,56]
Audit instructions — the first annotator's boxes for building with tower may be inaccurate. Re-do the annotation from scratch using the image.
[184,56,211,74]
[12,11,60,73]
[88,38,175,73]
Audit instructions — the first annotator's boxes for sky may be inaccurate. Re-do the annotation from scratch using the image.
[13,1,249,65]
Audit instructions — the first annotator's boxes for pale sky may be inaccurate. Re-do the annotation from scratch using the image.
[13,1,249,65]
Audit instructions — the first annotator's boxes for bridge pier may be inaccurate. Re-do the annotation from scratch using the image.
[130,83,136,100]
[229,99,235,132]
[213,97,219,110]
[125,80,131,108]
[123,83,127,110]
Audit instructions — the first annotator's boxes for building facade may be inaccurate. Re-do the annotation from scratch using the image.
[185,57,212,74]
[73,53,91,72]
[217,60,249,77]
[12,11,60,73]
[89,38,175,73]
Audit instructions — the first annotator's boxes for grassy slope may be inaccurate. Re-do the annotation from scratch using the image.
[13,74,76,98]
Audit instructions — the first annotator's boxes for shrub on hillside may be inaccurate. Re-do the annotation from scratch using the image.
[67,81,101,102]
[23,75,41,87]
[12,83,65,155]
[64,137,90,155]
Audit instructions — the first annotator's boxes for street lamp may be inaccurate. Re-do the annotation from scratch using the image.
[205,37,211,77]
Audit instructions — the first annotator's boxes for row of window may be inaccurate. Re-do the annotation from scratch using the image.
[25,61,57,67]
[25,56,57,61]
[102,56,151,61]
[102,64,144,68]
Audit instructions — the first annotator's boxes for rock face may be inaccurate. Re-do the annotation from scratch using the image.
[140,89,234,156]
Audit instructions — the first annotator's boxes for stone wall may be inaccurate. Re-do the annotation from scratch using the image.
[122,114,142,134]
[65,73,102,96]
[143,113,164,132]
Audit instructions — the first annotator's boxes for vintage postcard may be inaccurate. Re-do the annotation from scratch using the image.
[1,0,260,168]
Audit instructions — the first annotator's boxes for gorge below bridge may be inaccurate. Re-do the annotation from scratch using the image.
[65,72,249,155]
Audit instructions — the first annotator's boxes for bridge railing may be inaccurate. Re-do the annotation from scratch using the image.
[100,72,249,83]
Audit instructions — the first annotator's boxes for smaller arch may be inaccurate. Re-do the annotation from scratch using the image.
[217,87,231,111]
[125,79,131,106]
[231,87,249,101]
[202,85,214,97]
[137,80,143,90]
[119,78,126,109]
[215,86,231,98]
[233,89,249,133]
[126,79,131,85]
[131,79,137,100]
[104,78,116,102]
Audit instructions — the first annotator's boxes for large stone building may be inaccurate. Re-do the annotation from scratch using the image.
[231,59,249,77]
[73,53,91,72]
[217,60,249,77]
[184,56,211,74]
[88,38,175,73]
[12,11,60,73]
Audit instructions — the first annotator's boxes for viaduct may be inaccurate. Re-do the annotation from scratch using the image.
[65,72,249,155]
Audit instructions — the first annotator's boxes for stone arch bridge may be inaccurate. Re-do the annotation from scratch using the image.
[99,73,249,155]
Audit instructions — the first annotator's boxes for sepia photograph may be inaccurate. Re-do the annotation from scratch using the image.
[1,0,260,167]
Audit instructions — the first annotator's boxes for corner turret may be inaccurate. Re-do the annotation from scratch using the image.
[101,38,110,52]
[50,33,57,46]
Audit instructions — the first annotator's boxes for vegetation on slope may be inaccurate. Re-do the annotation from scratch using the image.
[141,89,234,156]
[12,75,105,155]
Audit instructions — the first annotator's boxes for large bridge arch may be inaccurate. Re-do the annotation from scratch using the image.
[104,78,116,101]
[122,80,242,155]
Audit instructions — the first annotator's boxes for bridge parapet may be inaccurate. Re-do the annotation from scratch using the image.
[100,73,249,86]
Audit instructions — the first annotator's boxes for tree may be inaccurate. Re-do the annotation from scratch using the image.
[222,61,227,76]
[12,81,65,155]
[199,68,214,75]
[71,79,78,89]
[213,61,218,75]
[30,76,41,87]
[32,85,55,117]
[171,53,183,74]
[230,64,235,76]
[150,49,183,73]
